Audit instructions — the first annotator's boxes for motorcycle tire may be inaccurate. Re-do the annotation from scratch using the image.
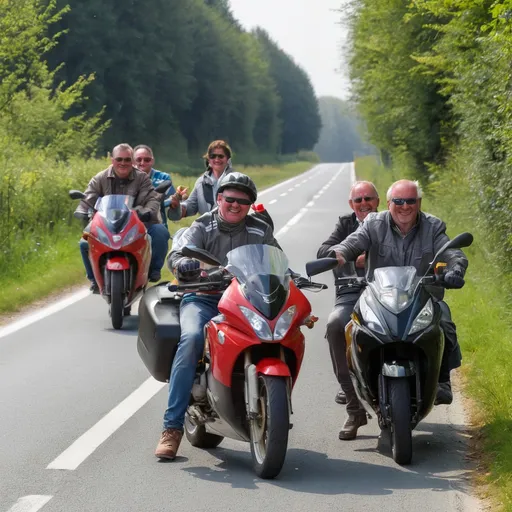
[184,414,224,449]
[249,375,289,479]
[388,377,412,465]
[110,271,124,330]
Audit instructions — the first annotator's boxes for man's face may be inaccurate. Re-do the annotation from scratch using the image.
[217,188,252,223]
[134,148,154,174]
[349,184,379,221]
[111,149,133,178]
[387,182,421,229]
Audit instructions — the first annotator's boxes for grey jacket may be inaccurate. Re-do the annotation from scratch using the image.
[168,210,278,271]
[333,211,468,298]
[167,163,234,221]
[74,166,161,224]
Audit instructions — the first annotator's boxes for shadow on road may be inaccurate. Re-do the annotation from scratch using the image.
[182,445,472,495]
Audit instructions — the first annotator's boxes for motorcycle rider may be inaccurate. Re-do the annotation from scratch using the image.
[155,172,280,460]
[133,144,180,232]
[167,140,234,221]
[75,143,170,291]
[331,179,467,408]
[317,181,379,440]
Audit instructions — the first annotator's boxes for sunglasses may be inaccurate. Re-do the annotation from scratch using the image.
[352,196,377,203]
[210,153,226,160]
[223,196,252,206]
[114,157,132,163]
[391,197,418,206]
[135,157,152,163]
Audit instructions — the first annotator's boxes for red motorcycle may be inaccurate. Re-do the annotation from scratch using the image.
[70,182,170,329]
[137,243,327,478]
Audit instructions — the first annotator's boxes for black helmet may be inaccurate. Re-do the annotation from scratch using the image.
[217,172,257,203]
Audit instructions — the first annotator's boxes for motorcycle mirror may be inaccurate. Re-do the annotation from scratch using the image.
[429,232,474,265]
[155,180,173,193]
[305,257,338,277]
[69,190,86,200]
[182,245,222,266]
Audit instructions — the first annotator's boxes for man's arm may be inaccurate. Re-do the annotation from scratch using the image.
[75,174,101,216]
[331,220,373,265]
[167,222,205,272]
[317,217,346,259]
[136,173,160,221]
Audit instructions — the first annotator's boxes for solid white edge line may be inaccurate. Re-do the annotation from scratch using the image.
[0,289,90,340]
[47,377,165,470]
[7,495,52,512]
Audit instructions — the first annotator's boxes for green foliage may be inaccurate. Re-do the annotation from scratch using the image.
[314,96,376,162]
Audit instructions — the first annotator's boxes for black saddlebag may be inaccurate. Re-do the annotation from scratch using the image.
[137,283,181,383]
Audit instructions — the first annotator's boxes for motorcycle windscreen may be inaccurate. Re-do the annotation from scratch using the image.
[225,244,290,320]
[369,266,419,313]
[95,194,135,234]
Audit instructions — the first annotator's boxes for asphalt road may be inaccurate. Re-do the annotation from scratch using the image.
[0,163,481,512]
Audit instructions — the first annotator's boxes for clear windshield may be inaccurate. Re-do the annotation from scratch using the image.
[369,266,419,313]
[94,195,135,234]
[225,245,290,320]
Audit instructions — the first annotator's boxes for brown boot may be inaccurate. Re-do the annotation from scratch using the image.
[155,428,183,460]
[338,413,367,440]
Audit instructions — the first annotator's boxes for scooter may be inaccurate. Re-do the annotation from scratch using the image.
[137,243,327,478]
[69,181,171,329]
[305,232,473,465]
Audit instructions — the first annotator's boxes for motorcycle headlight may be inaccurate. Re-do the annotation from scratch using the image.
[408,299,433,335]
[123,225,144,246]
[94,226,112,247]
[239,306,273,341]
[379,290,411,313]
[273,305,296,340]
[359,295,386,335]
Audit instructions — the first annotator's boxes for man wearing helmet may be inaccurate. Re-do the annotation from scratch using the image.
[155,172,280,460]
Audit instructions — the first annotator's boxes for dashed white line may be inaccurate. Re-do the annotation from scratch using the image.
[280,192,287,197]
[313,194,322,200]
[268,199,277,205]
[7,496,52,512]
[288,187,294,192]
[306,201,315,207]
[47,377,165,470]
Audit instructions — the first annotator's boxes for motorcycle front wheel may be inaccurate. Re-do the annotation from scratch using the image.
[388,377,412,465]
[249,375,289,479]
[110,271,124,330]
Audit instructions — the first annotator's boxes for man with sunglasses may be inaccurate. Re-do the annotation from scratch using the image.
[75,143,169,291]
[331,179,468,408]
[155,172,281,461]
[317,181,380,440]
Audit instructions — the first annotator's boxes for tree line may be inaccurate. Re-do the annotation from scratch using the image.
[348,0,512,268]
[44,0,321,161]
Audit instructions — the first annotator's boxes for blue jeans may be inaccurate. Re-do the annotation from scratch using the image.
[163,294,221,431]
[79,223,170,283]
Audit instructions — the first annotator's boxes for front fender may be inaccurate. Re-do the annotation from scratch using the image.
[106,255,130,271]
[382,360,416,378]
[256,357,291,377]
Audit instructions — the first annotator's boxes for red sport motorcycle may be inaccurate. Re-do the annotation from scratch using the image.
[137,243,327,478]
[70,182,171,329]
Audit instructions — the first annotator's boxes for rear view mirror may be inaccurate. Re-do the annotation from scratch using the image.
[155,181,173,194]
[182,245,222,266]
[69,190,85,200]
[305,257,338,277]
[429,232,474,265]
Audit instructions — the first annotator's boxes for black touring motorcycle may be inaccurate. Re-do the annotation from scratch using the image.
[306,232,473,465]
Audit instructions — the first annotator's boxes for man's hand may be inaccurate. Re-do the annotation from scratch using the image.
[176,258,201,281]
[355,254,366,269]
[134,207,151,222]
[334,250,346,266]
[170,186,189,209]
[443,269,465,289]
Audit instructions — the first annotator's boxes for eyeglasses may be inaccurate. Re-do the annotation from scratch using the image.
[351,196,377,203]
[114,157,132,163]
[391,197,418,206]
[223,196,252,206]
[135,157,152,163]
[210,153,226,160]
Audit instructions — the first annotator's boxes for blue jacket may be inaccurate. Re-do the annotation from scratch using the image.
[149,169,175,227]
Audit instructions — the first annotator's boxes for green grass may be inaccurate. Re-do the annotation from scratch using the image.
[355,155,512,511]
[0,161,313,315]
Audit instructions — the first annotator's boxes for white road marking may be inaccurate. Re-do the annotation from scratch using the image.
[280,192,287,197]
[306,201,315,207]
[47,377,165,470]
[313,194,322,199]
[275,208,309,237]
[0,289,90,340]
[268,199,277,205]
[6,496,52,512]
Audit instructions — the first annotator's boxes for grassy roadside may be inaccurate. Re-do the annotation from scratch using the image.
[356,155,512,510]
[0,161,312,315]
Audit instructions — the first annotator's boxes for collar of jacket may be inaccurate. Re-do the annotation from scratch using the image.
[203,163,233,184]
[107,165,137,181]
[388,210,420,238]
[216,212,246,235]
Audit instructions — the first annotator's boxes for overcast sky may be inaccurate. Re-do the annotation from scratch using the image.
[228,0,351,100]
